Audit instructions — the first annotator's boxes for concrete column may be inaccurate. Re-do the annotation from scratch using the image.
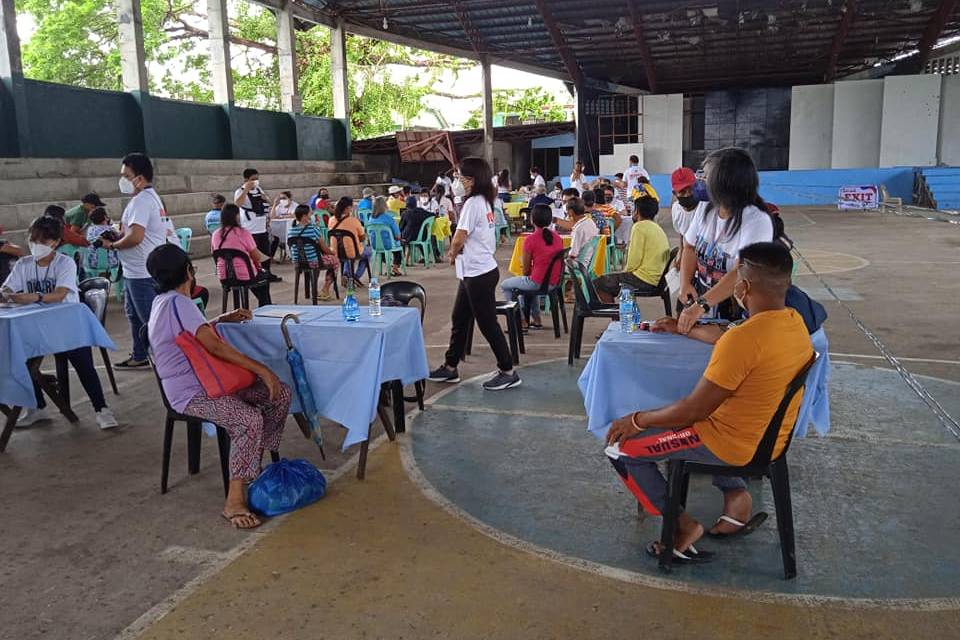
[481,56,495,168]
[117,0,148,93]
[330,17,349,120]
[207,0,234,104]
[277,0,301,113]
[0,0,30,155]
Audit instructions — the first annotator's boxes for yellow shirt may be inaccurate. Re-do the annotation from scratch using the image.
[697,309,814,466]
[387,197,404,213]
[624,219,669,286]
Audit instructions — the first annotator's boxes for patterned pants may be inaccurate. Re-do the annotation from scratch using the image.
[183,380,293,481]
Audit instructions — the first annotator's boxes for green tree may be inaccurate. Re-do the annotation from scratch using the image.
[17,0,472,139]
[463,87,568,129]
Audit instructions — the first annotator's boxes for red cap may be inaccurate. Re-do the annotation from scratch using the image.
[671,167,696,192]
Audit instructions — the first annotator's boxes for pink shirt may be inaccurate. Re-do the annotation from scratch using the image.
[523,228,564,287]
[211,226,258,281]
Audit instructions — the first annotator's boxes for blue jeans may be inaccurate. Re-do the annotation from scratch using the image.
[500,275,542,322]
[124,276,157,361]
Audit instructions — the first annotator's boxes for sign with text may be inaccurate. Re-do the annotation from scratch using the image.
[837,185,879,210]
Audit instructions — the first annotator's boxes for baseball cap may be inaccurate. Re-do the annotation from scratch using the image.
[388,185,402,195]
[81,192,106,207]
[671,168,696,192]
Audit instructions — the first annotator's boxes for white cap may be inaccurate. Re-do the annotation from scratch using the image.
[388,185,402,195]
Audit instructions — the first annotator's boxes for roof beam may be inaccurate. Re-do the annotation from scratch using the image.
[450,1,484,56]
[917,0,958,68]
[625,0,658,93]
[824,0,856,82]
[531,0,585,88]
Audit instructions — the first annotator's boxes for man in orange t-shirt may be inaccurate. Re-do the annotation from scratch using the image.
[604,242,814,561]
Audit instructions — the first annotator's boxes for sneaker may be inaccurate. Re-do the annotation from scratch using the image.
[15,408,50,428]
[482,370,521,391]
[428,365,461,383]
[115,357,149,369]
[267,273,283,283]
[96,408,120,430]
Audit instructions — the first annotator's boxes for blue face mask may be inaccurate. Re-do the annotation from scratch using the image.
[692,180,710,203]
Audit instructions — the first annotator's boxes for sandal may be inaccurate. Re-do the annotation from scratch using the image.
[115,357,149,369]
[706,512,768,539]
[317,291,333,301]
[645,541,715,564]
[221,511,262,530]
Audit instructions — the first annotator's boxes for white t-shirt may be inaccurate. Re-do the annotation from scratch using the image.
[234,185,268,235]
[569,215,599,266]
[672,200,707,237]
[683,204,773,291]
[451,179,466,200]
[623,164,650,190]
[570,174,584,194]
[532,174,546,192]
[272,199,298,219]
[2,253,79,304]
[120,187,167,280]
[455,195,498,279]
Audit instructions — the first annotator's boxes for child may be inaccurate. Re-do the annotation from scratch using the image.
[287,204,339,301]
[85,207,121,275]
[205,194,225,233]
[1,216,119,429]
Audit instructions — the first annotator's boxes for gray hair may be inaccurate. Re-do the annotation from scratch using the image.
[362,187,375,198]
[372,196,388,217]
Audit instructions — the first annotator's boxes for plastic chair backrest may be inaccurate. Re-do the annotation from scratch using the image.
[582,235,601,274]
[366,224,396,252]
[288,235,322,269]
[380,280,426,323]
[176,227,193,252]
[328,228,362,261]
[746,352,819,468]
[570,259,605,309]
[534,247,570,295]
[655,246,680,288]
[79,276,111,325]
[415,216,436,243]
[211,248,257,283]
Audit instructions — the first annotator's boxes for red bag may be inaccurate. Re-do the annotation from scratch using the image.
[172,298,256,398]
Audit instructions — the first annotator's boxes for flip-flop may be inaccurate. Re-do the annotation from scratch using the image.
[645,541,715,564]
[221,511,263,530]
[706,512,768,539]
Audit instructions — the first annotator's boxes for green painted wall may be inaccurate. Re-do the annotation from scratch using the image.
[23,79,144,158]
[0,80,18,157]
[228,106,298,160]
[141,94,231,159]
[295,115,350,161]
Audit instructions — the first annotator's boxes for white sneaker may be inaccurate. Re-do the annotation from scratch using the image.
[96,408,120,430]
[16,408,50,428]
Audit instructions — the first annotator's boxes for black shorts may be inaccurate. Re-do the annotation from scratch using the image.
[594,272,659,297]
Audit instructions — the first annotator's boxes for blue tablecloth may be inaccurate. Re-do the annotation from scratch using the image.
[219,305,429,450]
[578,323,831,441]
[0,303,116,409]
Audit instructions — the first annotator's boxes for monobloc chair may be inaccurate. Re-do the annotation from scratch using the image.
[77,277,119,395]
[381,280,427,423]
[633,246,679,317]
[367,224,406,277]
[289,236,339,304]
[211,248,264,313]
[656,353,819,579]
[328,229,369,288]
[406,216,437,268]
[463,300,525,367]
[566,260,620,365]
[527,248,569,338]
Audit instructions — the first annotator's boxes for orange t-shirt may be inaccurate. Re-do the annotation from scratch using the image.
[328,216,366,259]
[696,308,813,466]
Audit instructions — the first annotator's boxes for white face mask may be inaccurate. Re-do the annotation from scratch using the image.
[118,176,135,195]
[29,242,54,260]
[530,174,536,180]
[733,281,747,310]
[253,179,260,188]
[419,196,429,203]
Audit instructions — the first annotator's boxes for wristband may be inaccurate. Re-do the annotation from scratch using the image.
[630,412,643,432]
[695,296,710,313]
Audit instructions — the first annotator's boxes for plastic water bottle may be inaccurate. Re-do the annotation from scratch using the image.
[369,277,382,317]
[618,286,635,333]
[342,286,360,322]
[632,293,642,329]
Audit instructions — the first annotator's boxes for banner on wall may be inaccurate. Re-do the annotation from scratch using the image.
[837,185,880,210]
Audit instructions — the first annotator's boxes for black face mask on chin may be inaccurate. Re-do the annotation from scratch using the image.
[677,195,698,211]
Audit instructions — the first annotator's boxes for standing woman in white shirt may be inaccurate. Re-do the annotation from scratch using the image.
[530,166,547,193]
[570,161,585,194]
[428,157,521,391]
[495,169,512,205]
[677,147,775,333]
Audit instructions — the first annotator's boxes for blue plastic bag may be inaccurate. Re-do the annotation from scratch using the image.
[248,458,326,517]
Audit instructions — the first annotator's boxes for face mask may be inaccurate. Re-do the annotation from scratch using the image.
[692,180,709,203]
[253,179,260,188]
[530,174,536,180]
[604,196,614,203]
[29,242,54,260]
[118,176,135,195]
[733,281,747,309]
[677,194,698,211]
[419,196,429,203]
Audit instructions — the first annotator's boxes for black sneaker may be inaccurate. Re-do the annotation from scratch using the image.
[267,273,283,283]
[428,365,460,383]
[115,357,150,369]
[482,370,521,391]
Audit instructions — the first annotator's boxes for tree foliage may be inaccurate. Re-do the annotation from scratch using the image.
[463,87,568,129]
[18,0,564,139]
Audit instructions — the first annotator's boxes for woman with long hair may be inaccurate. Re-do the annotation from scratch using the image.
[211,203,272,307]
[328,196,372,284]
[428,157,521,391]
[499,204,563,330]
[677,147,775,332]
[495,169,512,205]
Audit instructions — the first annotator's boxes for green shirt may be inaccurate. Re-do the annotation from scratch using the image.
[65,204,88,229]
[625,219,670,286]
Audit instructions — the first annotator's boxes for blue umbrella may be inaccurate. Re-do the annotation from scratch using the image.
[281,314,325,458]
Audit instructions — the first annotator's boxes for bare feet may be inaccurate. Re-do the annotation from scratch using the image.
[709,488,752,536]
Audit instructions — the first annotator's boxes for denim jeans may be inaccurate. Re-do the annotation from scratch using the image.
[500,275,542,321]
[124,276,157,361]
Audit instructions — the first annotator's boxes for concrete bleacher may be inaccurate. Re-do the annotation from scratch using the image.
[919,167,960,210]
[0,157,392,256]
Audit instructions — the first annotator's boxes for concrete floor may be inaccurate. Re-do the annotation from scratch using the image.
[1,206,958,639]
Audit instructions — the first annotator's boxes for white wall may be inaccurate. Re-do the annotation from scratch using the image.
[642,94,683,174]
[599,143,643,176]
[880,74,941,167]
[789,84,834,169]
[832,79,884,168]
[938,75,960,166]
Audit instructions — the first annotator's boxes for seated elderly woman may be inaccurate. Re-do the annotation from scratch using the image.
[146,244,292,530]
